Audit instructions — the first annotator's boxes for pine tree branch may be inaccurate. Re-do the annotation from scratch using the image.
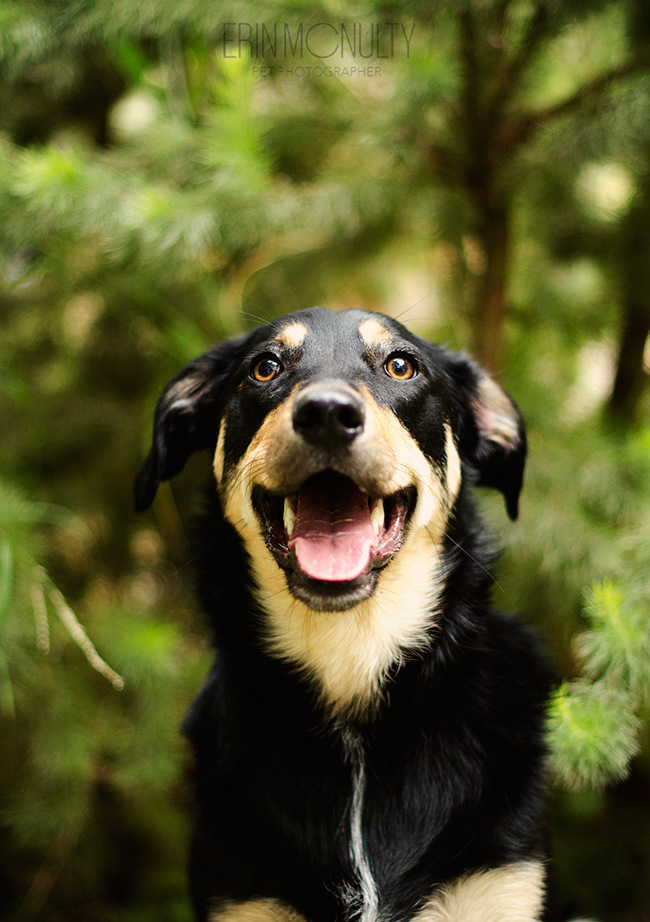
[30,575,50,655]
[512,50,650,148]
[493,0,513,34]
[15,826,80,922]
[487,4,550,126]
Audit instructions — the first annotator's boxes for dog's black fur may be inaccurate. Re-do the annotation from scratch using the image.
[135,308,552,922]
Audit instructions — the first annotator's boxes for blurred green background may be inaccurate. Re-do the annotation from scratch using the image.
[2,1,650,919]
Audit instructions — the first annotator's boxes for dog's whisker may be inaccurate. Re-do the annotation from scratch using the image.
[391,293,435,324]
[238,306,275,325]
[256,586,292,605]
[441,528,501,590]
[172,539,220,575]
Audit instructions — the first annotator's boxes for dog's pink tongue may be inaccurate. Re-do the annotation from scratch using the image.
[290,476,374,582]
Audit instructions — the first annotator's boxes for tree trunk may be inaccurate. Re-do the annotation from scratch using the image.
[607,176,650,427]
[607,301,650,427]
[471,201,510,374]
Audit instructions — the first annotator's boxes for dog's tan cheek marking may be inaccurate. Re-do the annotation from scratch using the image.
[273,322,307,348]
[414,861,545,922]
[370,403,455,538]
[370,405,460,531]
[218,397,295,526]
[216,403,296,627]
[220,447,291,650]
[213,420,227,484]
[444,426,462,505]
[210,898,306,922]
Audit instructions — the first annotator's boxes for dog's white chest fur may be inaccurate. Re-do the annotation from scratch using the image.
[341,730,379,922]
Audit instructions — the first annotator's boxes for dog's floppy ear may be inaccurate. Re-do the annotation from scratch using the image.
[443,351,526,520]
[134,334,248,512]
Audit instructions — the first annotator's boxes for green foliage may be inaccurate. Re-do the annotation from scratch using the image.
[548,680,640,790]
[0,480,207,918]
[580,581,650,696]
[547,571,650,789]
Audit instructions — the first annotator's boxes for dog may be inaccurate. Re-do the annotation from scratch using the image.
[135,307,553,922]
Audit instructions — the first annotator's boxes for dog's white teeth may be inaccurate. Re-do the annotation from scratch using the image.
[370,498,384,536]
[283,497,296,536]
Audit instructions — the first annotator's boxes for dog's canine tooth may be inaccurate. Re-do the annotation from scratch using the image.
[283,497,296,536]
[370,498,384,537]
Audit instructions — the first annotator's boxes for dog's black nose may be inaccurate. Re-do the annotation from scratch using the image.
[293,384,365,450]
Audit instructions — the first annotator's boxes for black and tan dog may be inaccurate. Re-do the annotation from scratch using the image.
[135,307,552,922]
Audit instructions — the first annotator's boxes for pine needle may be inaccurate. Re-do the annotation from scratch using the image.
[30,574,50,655]
[49,588,124,691]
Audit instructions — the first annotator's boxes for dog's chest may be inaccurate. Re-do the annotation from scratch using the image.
[237,703,445,911]
[338,722,457,918]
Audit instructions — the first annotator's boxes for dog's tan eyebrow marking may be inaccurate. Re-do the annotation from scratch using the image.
[358,318,391,347]
[273,322,307,348]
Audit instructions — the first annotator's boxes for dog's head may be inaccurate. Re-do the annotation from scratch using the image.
[135,308,525,614]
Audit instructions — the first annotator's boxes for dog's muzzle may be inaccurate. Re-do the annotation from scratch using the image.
[251,381,416,609]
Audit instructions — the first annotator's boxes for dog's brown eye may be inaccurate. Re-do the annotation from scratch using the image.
[385,355,417,380]
[252,356,282,382]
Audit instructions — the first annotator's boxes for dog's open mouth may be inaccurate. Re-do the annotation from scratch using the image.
[254,472,415,610]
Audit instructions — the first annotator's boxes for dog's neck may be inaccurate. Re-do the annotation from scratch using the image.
[246,516,449,720]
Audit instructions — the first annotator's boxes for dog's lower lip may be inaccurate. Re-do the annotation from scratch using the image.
[253,475,415,596]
